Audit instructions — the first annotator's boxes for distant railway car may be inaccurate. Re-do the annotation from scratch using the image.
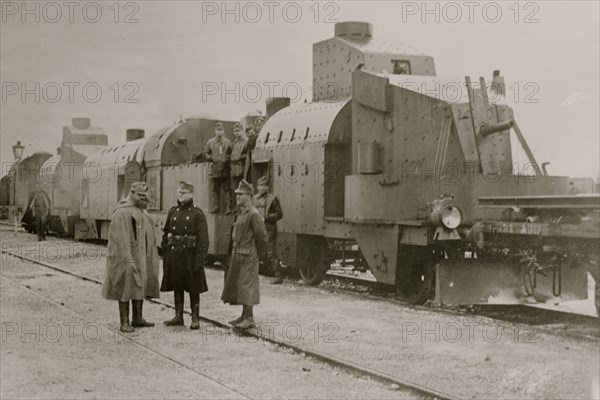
[38,118,108,236]
[0,174,10,207]
[2,151,52,230]
[80,118,238,252]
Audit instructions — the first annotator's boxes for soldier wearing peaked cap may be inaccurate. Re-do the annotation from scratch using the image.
[204,121,233,214]
[253,176,284,283]
[230,122,248,213]
[221,180,267,329]
[244,116,265,182]
[160,181,209,330]
[102,182,160,333]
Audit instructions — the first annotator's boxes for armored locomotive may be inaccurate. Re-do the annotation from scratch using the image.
[253,21,599,308]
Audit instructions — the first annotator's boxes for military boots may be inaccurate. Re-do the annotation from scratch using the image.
[164,291,185,326]
[131,300,154,328]
[190,293,200,330]
[118,301,134,333]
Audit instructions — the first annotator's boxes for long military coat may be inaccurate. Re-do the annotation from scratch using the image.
[102,198,160,301]
[160,199,209,294]
[221,205,267,306]
[30,192,50,217]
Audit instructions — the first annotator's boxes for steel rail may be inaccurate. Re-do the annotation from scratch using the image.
[2,247,459,400]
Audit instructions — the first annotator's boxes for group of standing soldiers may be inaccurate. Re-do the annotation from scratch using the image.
[203,117,265,214]
[102,117,284,333]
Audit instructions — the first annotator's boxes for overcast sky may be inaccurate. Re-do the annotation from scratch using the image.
[1,0,598,179]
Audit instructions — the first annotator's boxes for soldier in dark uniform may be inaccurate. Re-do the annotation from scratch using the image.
[204,121,233,213]
[29,191,50,241]
[161,181,209,330]
[244,116,264,182]
[253,176,284,283]
[221,180,267,329]
[230,122,248,213]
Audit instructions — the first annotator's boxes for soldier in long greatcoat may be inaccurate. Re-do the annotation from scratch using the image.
[221,180,267,329]
[160,181,209,330]
[29,191,50,241]
[102,182,160,333]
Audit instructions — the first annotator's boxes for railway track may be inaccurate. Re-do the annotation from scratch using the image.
[1,273,250,400]
[2,223,598,338]
[1,238,458,400]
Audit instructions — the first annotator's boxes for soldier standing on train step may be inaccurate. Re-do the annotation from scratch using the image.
[244,116,264,182]
[253,176,284,284]
[161,181,209,330]
[29,191,50,241]
[221,180,267,329]
[204,121,232,213]
[230,122,248,214]
[102,182,160,333]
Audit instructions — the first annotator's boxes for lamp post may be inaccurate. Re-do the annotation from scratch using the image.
[12,141,24,233]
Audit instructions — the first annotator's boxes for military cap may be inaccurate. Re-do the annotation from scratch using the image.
[130,182,148,194]
[179,181,194,192]
[233,122,243,130]
[234,179,254,195]
[214,121,224,128]
[257,176,269,185]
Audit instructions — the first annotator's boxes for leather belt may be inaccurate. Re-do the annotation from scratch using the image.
[233,248,252,255]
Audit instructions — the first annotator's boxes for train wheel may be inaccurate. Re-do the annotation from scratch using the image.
[296,235,329,286]
[299,261,327,286]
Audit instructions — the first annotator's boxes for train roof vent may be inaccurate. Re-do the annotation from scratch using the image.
[72,118,90,130]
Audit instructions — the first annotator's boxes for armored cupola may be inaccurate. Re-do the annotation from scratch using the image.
[334,21,372,42]
[312,21,436,102]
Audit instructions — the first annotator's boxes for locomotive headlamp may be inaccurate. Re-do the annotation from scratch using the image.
[429,196,463,229]
[439,205,462,229]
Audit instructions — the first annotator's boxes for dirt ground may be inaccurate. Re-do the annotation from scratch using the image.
[0,253,423,399]
[1,230,599,399]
